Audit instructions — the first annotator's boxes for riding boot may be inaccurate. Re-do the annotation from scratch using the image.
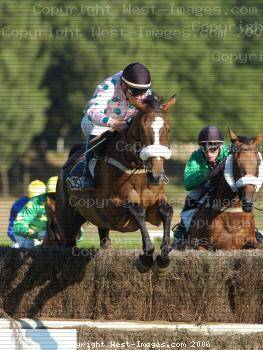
[171,222,187,250]
[82,135,95,191]
[171,196,197,250]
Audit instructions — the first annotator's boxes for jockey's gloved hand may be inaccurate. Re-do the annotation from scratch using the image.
[203,180,211,190]
[209,158,226,179]
[108,119,126,133]
[125,117,133,127]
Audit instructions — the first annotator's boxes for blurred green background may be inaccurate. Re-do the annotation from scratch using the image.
[0,0,262,245]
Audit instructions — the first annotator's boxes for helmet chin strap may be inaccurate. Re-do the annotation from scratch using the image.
[224,153,263,192]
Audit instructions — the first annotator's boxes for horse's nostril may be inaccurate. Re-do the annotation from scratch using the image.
[243,207,252,213]
[147,172,161,185]
[242,202,254,213]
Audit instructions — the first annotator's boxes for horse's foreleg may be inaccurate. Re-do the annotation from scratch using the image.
[159,202,173,257]
[98,227,111,249]
[151,202,173,277]
[129,203,154,272]
[56,189,85,247]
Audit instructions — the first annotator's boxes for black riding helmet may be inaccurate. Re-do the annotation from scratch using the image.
[121,62,151,96]
[198,126,224,144]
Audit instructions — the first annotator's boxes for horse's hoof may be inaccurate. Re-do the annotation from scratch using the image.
[135,255,153,274]
[151,255,171,277]
[151,260,171,277]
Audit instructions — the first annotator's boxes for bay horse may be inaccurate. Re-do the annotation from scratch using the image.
[187,130,263,250]
[56,94,176,276]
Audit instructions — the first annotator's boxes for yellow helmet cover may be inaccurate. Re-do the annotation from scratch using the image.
[28,180,46,198]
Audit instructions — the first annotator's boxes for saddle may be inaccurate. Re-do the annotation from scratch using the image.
[93,130,117,158]
[64,131,117,171]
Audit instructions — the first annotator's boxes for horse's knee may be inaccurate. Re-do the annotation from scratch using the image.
[159,202,173,219]
[129,203,146,218]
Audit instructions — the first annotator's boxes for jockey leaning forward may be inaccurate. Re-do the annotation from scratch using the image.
[81,62,152,191]
[172,125,263,249]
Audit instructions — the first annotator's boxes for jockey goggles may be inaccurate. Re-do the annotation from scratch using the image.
[201,143,221,154]
[127,87,148,96]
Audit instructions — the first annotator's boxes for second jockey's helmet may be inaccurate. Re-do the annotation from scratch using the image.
[46,176,58,194]
[28,180,46,198]
[121,63,151,90]
[198,126,224,145]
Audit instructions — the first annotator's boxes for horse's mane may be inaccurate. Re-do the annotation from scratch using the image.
[234,136,254,144]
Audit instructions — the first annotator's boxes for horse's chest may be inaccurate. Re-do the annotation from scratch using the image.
[117,186,162,207]
[140,188,162,206]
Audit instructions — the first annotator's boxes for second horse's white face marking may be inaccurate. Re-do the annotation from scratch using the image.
[151,116,164,145]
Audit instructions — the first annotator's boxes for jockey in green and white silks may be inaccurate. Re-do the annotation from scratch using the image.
[8,180,46,248]
[172,126,230,249]
[81,62,152,191]
[13,176,58,249]
[172,125,263,248]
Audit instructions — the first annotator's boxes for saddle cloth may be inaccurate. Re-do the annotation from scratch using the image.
[67,158,98,190]
[70,158,97,178]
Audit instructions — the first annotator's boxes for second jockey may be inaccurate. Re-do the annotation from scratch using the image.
[81,62,152,191]
[172,126,230,249]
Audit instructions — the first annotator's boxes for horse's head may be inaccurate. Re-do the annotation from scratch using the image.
[228,130,263,212]
[127,94,176,185]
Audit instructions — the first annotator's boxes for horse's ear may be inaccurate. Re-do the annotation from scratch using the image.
[161,94,176,112]
[228,128,238,142]
[255,133,263,145]
[127,93,147,112]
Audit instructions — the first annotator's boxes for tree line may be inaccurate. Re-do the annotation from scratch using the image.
[0,0,262,194]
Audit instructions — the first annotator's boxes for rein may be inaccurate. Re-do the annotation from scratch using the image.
[103,156,146,174]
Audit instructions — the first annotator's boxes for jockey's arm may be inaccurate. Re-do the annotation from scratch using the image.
[84,78,117,128]
[7,202,19,237]
[183,151,210,191]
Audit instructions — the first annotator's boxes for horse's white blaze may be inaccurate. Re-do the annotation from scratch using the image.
[152,116,164,145]
[224,153,263,192]
[139,116,171,161]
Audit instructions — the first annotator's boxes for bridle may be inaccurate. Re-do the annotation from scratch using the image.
[121,109,171,171]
